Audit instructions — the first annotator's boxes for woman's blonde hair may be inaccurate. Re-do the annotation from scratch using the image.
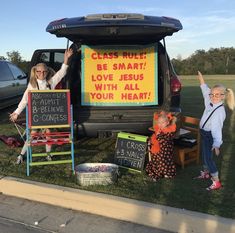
[212,84,235,111]
[29,63,55,88]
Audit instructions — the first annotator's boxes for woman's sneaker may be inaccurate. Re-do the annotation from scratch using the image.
[16,154,23,164]
[194,170,210,179]
[206,180,222,191]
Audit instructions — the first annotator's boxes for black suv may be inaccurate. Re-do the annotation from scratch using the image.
[30,13,182,137]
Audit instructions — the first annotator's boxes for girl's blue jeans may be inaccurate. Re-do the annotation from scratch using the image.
[200,129,218,176]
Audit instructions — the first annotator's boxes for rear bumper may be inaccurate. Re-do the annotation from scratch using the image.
[75,121,153,137]
[74,106,181,137]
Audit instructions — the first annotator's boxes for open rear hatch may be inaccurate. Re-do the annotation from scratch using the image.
[46,13,182,44]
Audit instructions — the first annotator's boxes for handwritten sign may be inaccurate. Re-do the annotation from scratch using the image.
[114,132,148,171]
[28,90,71,128]
[81,44,158,106]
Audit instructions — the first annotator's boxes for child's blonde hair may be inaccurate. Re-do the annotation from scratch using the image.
[157,112,169,123]
[29,63,55,88]
[155,111,177,125]
[213,84,235,110]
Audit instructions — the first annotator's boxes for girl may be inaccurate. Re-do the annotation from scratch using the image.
[9,49,73,164]
[146,111,177,181]
[196,71,235,190]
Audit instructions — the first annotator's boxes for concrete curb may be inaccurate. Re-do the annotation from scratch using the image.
[0,176,234,233]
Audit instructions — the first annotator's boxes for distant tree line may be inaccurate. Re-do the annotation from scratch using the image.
[171,47,235,75]
[1,47,235,75]
[0,51,30,73]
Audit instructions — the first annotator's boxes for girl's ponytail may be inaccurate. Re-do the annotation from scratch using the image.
[226,88,235,111]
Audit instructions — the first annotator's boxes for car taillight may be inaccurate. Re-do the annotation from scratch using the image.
[170,75,181,94]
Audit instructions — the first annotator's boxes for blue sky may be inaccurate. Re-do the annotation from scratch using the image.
[1,0,234,61]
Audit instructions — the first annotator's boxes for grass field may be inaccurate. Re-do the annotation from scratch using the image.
[0,75,234,219]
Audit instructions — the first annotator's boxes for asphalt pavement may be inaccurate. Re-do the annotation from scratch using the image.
[0,194,170,233]
[0,216,49,233]
[0,176,234,233]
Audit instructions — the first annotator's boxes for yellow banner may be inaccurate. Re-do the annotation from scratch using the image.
[81,44,158,106]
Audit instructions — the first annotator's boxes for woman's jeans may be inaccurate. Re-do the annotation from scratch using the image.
[200,129,218,177]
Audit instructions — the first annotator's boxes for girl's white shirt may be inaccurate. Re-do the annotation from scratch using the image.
[200,84,226,148]
[14,63,68,115]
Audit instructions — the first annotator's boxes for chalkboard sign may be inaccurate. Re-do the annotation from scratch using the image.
[114,132,148,171]
[28,90,71,128]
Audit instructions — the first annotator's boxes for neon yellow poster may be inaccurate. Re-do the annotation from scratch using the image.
[81,44,158,106]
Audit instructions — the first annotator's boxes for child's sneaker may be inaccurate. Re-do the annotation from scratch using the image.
[194,170,210,179]
[206,180,222,191]
[16,154,23,164]
[46,153,52,161]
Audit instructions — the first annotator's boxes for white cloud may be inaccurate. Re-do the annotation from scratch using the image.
[166,12,235,58]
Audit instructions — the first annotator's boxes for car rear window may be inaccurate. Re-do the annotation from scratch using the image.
[8,63,25,79]
[0,62,14,81]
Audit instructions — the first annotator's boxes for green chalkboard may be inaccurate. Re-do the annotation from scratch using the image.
[114,132,148,171]
[28,90,71,129]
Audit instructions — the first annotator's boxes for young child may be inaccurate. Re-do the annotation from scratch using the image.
[146,111,177,181]
[9,49,73,164]
[196,71,235,190]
